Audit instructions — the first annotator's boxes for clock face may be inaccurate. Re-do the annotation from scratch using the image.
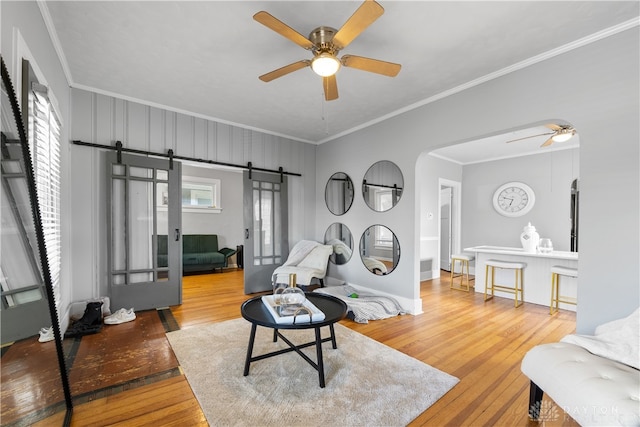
[492,182,535,217]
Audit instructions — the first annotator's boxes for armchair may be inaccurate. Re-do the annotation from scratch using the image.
[273,240,333,287]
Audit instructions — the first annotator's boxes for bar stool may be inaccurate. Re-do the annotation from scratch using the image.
[484,259,526,307]
[450,254,475,292]
[550,265,578,315]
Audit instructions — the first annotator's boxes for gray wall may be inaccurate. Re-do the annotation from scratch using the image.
[416,152,463,275]
[462,148,579,251]
[174,164,243,251]
[317,28,639,333]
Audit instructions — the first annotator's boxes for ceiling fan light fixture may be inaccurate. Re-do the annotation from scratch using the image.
[551,128,575,143]
[311,53,341,77]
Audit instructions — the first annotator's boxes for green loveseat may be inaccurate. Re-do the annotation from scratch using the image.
[158,234,236,273]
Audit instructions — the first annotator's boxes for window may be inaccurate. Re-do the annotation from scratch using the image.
[374,188,393,213]
[375,224,393,248]
[26,62,62,306]
[158,176,221,213]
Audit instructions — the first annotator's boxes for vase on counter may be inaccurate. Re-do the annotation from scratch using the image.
[520,222,540,253]
[539,238,553,253]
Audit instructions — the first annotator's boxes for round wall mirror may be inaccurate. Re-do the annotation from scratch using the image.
[359,225,400,275]
[362,161,404,212]
[324,223,353,265]
[325,172,354,215]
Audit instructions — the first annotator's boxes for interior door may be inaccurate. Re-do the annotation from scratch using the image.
[243,170,288,294]
[440,187,452,271]
[107,152,182,311]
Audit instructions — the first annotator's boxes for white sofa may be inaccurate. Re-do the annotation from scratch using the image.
[521,309,640,426]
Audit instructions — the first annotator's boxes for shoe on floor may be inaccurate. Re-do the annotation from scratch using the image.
[104,308,136,325]
[38,327,54,343]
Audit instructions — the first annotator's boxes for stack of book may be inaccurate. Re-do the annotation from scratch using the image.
[261,295,326,324]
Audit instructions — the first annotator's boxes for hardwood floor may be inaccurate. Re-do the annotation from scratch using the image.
[29,269,579,426]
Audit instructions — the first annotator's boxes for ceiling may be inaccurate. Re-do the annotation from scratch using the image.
[43,1,638,154]
[430,124,581,165]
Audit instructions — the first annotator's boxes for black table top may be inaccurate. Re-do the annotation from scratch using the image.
[241,293,347,330]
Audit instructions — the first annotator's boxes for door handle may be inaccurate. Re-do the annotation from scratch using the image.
[175,228,181,242]
[245,229,249,239]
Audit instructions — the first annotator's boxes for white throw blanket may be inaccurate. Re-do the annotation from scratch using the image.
[561,307,640,369]
[314,284,405,324]
[283,240,321,266]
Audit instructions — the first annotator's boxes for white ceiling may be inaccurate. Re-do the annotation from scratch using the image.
[43,1,638,160]
[430,124,581,165]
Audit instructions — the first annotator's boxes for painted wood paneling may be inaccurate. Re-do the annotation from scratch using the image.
[69,87,316,302]
[127,101,148,151]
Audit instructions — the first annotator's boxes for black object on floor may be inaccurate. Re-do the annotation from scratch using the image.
[64,301,103,338]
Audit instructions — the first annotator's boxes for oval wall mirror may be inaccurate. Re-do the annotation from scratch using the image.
[325,172,354,215]
[362,161,404,212]
[359,225,400,275]
[324,223,353,265]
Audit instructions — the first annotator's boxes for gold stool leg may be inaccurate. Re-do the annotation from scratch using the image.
[514,268,523,308]
[451,258,471,292]
[550,273,560,315]
[450,259,456,290]
[550,273,556,315]
[462,259,469,291]
[484,265,493,301]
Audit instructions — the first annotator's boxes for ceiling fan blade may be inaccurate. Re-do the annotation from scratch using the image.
[259,60,310,82]
[323,75,338,101]
[505,132,554,144]
[541,137,554,147]
[545,123,563,131]
[332,0,384,50]
[341,55,401,77]
[253,11,314,50]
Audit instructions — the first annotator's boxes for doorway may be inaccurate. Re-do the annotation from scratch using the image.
[438,179,461,273]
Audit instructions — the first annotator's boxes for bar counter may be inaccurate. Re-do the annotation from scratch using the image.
[464,246,578,311]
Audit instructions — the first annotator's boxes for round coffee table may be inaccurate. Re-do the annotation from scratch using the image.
[241,293,347,388]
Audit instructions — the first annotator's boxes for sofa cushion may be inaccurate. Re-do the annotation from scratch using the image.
[183,252,225,266]
[521,342,640,426]
[184,235,219,254]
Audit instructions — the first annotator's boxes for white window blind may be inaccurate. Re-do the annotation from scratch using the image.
[29,84,61,307]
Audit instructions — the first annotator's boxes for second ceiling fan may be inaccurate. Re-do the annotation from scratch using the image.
[506,124,577,147]
[254,0,401,101]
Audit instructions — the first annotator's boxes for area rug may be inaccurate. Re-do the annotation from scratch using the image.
[166,318,459,426]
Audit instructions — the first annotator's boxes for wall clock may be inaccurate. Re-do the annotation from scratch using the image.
[492,182,535,217]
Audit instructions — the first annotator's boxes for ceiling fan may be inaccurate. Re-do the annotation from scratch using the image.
[253,0,401,101]
[506,124,577,147]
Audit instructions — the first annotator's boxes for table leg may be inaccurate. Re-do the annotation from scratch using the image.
[273,328,278,342]
[315,327,325,388]
[329,324,338,349]
[243,323,257,376]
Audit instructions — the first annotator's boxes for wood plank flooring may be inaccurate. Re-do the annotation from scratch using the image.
[19,270,579,426]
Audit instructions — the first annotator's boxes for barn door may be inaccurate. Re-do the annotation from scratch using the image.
[107,152,182,311]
